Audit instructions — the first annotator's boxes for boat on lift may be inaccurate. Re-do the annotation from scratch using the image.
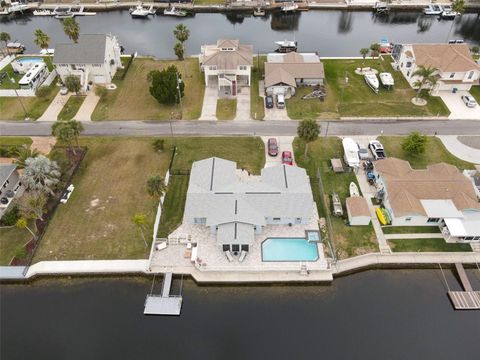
[253,7,265,16]
[364,72,379,93]
[440,5,458,19]
[54,7,74,19]
[275,40,297,53]
[373,1,389,14]
[5,42,26,55]
[33,9,53,16]
[379,37,393,53]
[423,4,443,15]
[163,7,187,17]
[281,2,298,12]
[4,2,31,15]
[129,5,153,18]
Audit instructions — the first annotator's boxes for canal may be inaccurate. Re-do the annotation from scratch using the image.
[1,10,479,58]
[1,269,480,359]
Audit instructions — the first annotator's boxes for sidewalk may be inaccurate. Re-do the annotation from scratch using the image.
[74,89,100,122]
[384,233,444,240]
[438,136,480,164]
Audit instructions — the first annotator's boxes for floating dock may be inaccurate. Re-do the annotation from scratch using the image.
[447,263,480,310]
[144,272,183,316]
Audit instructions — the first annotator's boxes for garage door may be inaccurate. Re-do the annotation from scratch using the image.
[94,75,106,84]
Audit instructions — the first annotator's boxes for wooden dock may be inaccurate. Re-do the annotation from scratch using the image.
[144,273,183,316]
[447,263,480,310]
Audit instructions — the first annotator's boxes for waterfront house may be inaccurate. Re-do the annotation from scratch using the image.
[199,39,253,96]
[264,52,324,98]
[53,34,123,91]
[183,157,314,254]
[393,43,480,94]
[374,158,480,243]
[346,197,371,226]
[0,164,24,219]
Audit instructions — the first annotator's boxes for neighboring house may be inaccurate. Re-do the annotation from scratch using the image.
[374,158,480,242]
[393,43,480,94]
[53,34,123,91]
[0,164,25,219]
[264,52,324,98]
[346,197,371,226]
[199,39,253,96]
[183,157,314,254]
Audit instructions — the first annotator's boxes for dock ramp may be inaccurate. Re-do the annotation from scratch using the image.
[144,273,183,316]
[447,263,480,310]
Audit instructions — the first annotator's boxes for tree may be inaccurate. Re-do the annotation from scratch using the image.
[64,75,81,94]
[471,46,480,56]
[174,42,184,61]
[52,120,84,155]
[452,0,465,15]
[148,66,185,105]
[0,31,10,55]
[132,213,148,248]
[15,218,36,237]
[146,175,167,199]
[63,18,80,43]
[412,65,438,101]
[152,139,165,153]
[173,24,190,49]
[14,145,40,169]
[33,29,50,51]
[18,191,47,222]
[21,155,61,195]
[402,131,428,156]
[370,43,380,59]
[360,48,369,65]
[297,119,320,158]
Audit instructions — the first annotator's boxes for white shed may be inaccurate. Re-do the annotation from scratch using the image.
[346,197,371,226]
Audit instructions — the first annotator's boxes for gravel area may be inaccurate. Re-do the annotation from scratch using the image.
[457,136,480,150]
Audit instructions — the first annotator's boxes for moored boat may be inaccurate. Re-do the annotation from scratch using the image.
[379,37,392,53]
[54,7,74,19]
[129,5,151,18]
[423,4,443,15]
[5,41,25,54]
[364,72,379,93]
[163,7,187,17]
[253,7,265,17]
[440,6,458,19]
[33,9,53,16]
[281,2,298,12]
[275,40,297,53]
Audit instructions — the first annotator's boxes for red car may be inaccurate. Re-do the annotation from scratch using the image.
[267,138,278,156]
[282,151,293,165]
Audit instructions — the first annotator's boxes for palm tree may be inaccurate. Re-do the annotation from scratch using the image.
[173,24,190,52]
[63,18,80,43]
[146,175,167,200]
[132,213,148,248]
[33,29,50,51]
[0,31,11,55]
[15,218,36,237]
[370,43,380,59]
[297,119,320,158]
[14,145,40,169]
[412,65,438,101]
[360,48,369,65]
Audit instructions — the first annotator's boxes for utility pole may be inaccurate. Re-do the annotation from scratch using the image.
[176,71,183,119]
[14,88,28,120]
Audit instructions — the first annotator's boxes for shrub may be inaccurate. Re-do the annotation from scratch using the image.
[0,206,20,226]
[152,139,165,152]
[49,148,71,175]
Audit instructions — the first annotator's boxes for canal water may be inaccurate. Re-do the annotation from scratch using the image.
[1,10,479,58]
[1,269,480,359]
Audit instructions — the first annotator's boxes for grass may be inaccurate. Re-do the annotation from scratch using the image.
[57,95,86,121]
[388,238,472,252]
[193,0,225,4]
[382,226,441,234]
[91,58,204,121]
[0,136,32,147]
[156,175,189,238]
[286,58,450,120]
[293,137,377,259]
[470,86,480,102]
[0,80,59,120]
[251,56,266,120]
[216,99,237,120]
[0,64,23,90]
[0,225,31,265]
[379,136,475,170]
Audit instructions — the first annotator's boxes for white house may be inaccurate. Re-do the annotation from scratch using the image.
[199,39,252,96]
[394,43,480,94]
[264,52,325,98]
[53,34,123,91]
[374,158,480,243]
[346,197,371,226]
[0,164,25,219]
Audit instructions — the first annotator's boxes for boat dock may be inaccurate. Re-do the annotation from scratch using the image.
[446,263,480,310]
[144,272,183,316]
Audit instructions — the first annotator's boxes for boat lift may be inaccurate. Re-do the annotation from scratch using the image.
[144,273,183,315]
[439,263,480,310]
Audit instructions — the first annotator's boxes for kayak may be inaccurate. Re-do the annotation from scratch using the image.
[381,208,391,225]
[376,207,387,225]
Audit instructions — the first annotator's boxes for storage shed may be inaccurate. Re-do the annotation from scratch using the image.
[346,197,371,226]
[331,158,344,173]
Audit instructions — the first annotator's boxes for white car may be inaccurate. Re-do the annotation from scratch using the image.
[357,143,370,160]
[368,140,386,160]
[461,95,478,108]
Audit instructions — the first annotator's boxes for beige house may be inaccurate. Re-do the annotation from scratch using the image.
[264,52,325,98]
[394,43,480,94]
[199,39,253,96]
[346,197,371,226]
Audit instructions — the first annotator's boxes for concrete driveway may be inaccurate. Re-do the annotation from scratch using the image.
[199,86,218,121]
[37,91,71,122]
[234,88,251,121]
[438,91,480,120]
[261,136,295,168]
[264,104,290,121]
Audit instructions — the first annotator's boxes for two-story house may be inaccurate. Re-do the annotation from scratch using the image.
[0,164,25,219]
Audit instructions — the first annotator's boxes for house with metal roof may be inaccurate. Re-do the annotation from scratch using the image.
[374,158,480,243]
[199,40,253,96]
[53,34,123,91]
[0,164,24,219]
[183,157,314,254]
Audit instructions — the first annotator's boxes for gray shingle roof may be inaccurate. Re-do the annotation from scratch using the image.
[0,164,17,186]
[217,222,255,245]
[53,34,107,65]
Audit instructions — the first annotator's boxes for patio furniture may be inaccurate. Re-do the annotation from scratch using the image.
[156,242,167,251]
[190,246,198,263]
[239,250,248,263]
[224,251,234,262]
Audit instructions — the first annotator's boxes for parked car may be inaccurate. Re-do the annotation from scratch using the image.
[357,143,370,160]
[368,140,386,160]
[265,95,274,109]
[267,138,279,156]
[60,87,68,95]
[461,95,478,108]
[276,93,285,109]
[282,151,293,165]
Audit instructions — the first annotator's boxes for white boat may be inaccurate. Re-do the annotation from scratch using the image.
[440,6,458,19]
[129,5,151,18]
[349,182,360,197]
[281,2,298,12]
[54,7,74,19]
[423,4,443,15]
[364,72,379,93]
[253,7,265,17]
[6,2,30,14]
[373,2,389,14]
[275,40,297,53]
[163,7,187,17]
[379,72,394,88]
[343,138,360,168]
[33,9,53,16]
[6,42,26,54]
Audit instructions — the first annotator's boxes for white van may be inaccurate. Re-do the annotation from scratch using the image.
[276,93,285,109]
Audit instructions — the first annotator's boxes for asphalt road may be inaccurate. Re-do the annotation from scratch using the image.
[1,119,480,137]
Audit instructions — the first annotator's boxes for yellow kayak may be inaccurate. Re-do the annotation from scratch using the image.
[376,207,387,225]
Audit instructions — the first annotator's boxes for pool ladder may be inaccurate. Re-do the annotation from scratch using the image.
[300,262,309,275]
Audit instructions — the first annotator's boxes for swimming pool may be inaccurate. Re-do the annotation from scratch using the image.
[262,238,319,262]
[16,57,44,63]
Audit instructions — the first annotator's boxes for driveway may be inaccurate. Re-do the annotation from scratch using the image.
[234,87,251,121]
[261,136,295,168]
[199,86,218,121]
[74,89,100,122]
[438,135,480,164]
[438,91,480,120]
[37,91,71,122]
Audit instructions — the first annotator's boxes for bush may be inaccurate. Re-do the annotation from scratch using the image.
[0,206,20,226]
[148,65,185,105]
[402,131,428,156]
[36,86,50,98]
[49,148,71,175]
[0,146,19,157]
[152,139,165,152]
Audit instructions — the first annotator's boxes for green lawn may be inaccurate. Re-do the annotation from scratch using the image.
[470,86,480,102]
[0,136,32,147]
[382,226,441,234]
[251,56,266,120]
[0,64,23,90]
[216,99,237,120]
[57,95,86,121]
[156,175,189,238]
[0,225,31,265]
[379,136,475,170]
[194,0,225,4]
[286,58,450,120]
[91,58,204,121]
[293,137,377,259]
[389,238,472,252]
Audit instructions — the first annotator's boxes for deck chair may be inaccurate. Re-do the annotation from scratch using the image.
[239,250,248,263]
[224,251,234,262]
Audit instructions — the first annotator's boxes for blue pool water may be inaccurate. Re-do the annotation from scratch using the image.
[262,238,319,262]
[16,57,43,63]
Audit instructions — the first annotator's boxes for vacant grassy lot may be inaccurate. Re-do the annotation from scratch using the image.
[294,137,377,259]
[34,138,171,261]
[379,136,475,170]
[58,95,86,121]
[91,58,204,120]
[216,99,237,120]
[382,226,441,234]
[389,238,472,252]
[0,225,31,265]
[251,56,266,120]
[286,58,449,119]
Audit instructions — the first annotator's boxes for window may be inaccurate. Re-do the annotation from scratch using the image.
[239,65,247,71]
[407,71,410,77]
[405,217,412,222]
[406,62,412,68]
[232,244,240,252]
[449,73,455,78]
[241,245,249,251]
[222,245,230,252]
[468,71,474,80]
[273,217,281,221]
[400,62,403,68]
[427,218,441,223]
[193,217,206,224]
[209,65,217,71]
